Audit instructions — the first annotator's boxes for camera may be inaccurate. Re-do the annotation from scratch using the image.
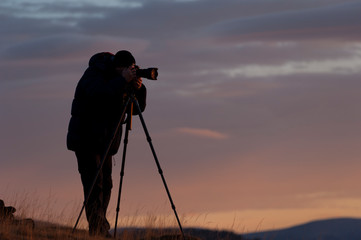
[135,65,158,80]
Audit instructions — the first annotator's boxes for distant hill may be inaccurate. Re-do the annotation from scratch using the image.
[112,227,247,240]
[184,228,246,240]
[244,218,361,240]
[111,218,361,240]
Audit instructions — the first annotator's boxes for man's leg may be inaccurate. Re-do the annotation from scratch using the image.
[75,151,111,236]
[101,154,113,234]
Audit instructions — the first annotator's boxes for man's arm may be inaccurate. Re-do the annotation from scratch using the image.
[133,84,147,114]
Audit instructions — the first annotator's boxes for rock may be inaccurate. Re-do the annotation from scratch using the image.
[0,199,16,222]
[0,199,35,228]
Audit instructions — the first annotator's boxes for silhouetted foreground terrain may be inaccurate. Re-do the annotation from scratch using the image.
[2,216,361,239]
[1,197,254,240]
[0,221,256,240]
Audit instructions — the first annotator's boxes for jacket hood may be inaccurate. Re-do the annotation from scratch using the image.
[88,52,115,72]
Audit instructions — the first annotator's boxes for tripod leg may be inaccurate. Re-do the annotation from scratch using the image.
[72,97,131,234]
[132,97,185,240]
[113,108,132,238]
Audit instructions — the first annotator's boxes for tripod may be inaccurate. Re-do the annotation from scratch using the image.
[72,92,185,240]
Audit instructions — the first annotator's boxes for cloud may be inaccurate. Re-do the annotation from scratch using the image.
[206,1,361,42]
[205,53,361,78]
[0,0,141,19]
[0,34,148,61]
[175,127,229,140]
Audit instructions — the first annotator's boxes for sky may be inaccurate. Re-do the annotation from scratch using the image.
[1,0,361,234]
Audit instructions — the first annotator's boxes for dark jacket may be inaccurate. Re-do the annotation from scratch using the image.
[67,52,146,155]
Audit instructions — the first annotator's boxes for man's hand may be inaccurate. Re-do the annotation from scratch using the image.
[116,65,142,89]
[132,77,142,90]
[119,65,136,83]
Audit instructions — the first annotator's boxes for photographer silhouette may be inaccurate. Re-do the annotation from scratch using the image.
[67,50,146,237]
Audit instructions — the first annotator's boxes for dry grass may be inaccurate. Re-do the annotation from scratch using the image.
[0,204,199,240]
[0,219,198,240]
[0,192,225,240]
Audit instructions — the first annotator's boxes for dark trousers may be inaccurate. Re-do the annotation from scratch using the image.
[75,151,113,236]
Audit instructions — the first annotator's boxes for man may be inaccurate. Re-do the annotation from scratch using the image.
[67,50,146,237]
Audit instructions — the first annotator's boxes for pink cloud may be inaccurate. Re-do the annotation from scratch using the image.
[176,127,228,140]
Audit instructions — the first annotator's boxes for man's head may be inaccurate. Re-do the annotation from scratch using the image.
[114,50,136,68]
